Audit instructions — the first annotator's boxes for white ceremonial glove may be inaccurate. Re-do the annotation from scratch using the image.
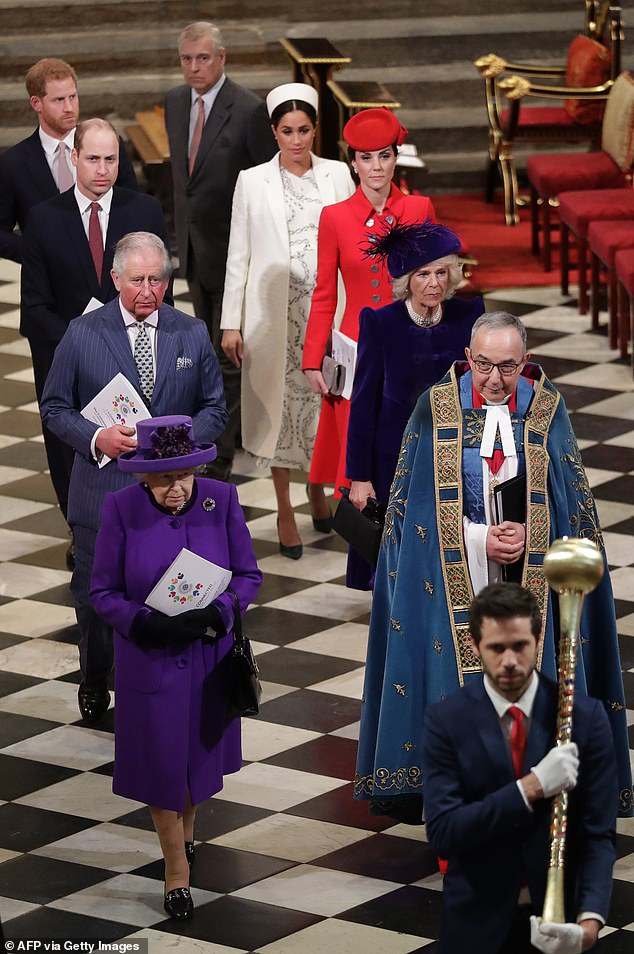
[531,742,579,798]
[530,916,583,954]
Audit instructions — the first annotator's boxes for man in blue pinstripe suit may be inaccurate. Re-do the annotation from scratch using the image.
[41,231,227,721]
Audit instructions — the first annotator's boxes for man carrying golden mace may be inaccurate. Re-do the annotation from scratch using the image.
[422,540,619,954]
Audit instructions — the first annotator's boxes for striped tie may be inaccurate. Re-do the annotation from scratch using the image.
[134,323,154,405]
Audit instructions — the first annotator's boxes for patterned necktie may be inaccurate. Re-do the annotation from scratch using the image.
[134,323,154,405]
[188,96,205,175]
[88,202,104,280]
[56,141,74,192]
[508,705,527,779]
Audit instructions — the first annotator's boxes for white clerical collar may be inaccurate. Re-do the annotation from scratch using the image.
[484,670,539,720]
[39,125,75,159]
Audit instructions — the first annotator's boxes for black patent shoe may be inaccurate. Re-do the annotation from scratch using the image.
[184,841,195,867]
[306,482,333,533]
[276,517,302,560]
[78,682,111,721]
[164,886,194,920]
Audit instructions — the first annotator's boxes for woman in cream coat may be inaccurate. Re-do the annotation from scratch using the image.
[221,83,353,559]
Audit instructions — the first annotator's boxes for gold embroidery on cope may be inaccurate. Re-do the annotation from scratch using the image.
[402,741,415,751]
[433,638,442,654]
[390,618,401,632]
[415,524,428,540]
[425,580,434,596]
[393,683,407,697]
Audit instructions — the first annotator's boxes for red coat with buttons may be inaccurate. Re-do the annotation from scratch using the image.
[302,183,435,489]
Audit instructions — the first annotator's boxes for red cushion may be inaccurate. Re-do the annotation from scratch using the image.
[527,151,625,194]
[558,189,634,233]
[588,219,634,265]
[564,35,611,125]
[500,106,602,144]
[615,248,634,293]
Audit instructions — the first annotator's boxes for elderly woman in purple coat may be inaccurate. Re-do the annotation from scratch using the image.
[90,416,261,921]
[345,221,485,590]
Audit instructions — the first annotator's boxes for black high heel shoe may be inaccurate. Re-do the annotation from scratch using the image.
[164,886,194,920]
[185,841,195,867]
[276,517,302,560]
[306,482,333,534]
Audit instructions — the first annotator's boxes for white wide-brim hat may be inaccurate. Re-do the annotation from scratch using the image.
[266,82,319,118]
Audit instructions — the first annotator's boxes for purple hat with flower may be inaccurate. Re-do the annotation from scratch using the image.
[117,415,217,473]
[363,218,462,278]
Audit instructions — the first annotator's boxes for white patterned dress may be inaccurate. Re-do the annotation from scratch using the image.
[262,165,323,469]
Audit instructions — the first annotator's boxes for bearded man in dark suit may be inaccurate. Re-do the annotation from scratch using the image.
[164,20,276,478]
[0,57,137,265]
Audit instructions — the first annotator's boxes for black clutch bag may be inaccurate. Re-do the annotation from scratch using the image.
[227,591,262,718]
[333,487,386,566]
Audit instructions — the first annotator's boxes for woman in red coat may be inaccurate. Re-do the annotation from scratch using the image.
[302,107,435,498]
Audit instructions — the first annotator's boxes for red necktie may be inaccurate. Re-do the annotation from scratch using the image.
[508,706,526,778]
[188,96,205,175]
[89,202,104,280]
[471,384,517,475]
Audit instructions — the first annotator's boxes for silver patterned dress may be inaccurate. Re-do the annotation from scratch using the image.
[261,165,323,470]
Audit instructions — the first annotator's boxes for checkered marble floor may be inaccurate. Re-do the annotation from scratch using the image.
[0,261,632,953]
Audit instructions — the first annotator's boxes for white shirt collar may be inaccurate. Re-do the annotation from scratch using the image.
[483,670,539,720]
[119,299,159,328]
[74,185,114,216]
[190,73,225,108]
[39,125,76,159]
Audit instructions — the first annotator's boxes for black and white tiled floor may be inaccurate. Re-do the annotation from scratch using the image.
[0,264,632,952]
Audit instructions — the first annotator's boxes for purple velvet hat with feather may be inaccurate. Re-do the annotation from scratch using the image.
[363,218,462,278]
[118,415,217,473]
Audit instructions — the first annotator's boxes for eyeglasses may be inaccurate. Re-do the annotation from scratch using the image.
[471,358,524,376]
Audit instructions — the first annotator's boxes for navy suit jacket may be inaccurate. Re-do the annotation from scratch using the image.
[20,186,171,346]
[40,298,228,534]
[422,675,617,954]
[164,78,276,291]
[0,128,138,263]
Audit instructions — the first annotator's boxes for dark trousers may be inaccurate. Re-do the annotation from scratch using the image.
[29,339,74,519]
[188,271,241,464]
[71,524,113,685]
[499,905,536,954]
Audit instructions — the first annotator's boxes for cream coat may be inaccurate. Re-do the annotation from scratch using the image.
[220,152,354,460]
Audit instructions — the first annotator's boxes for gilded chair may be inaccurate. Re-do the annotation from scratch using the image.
[474,1,622,225]
[527,71,634,271]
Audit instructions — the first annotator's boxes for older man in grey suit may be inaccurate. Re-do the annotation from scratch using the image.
[41,231,227,722]
[164,20,276,479]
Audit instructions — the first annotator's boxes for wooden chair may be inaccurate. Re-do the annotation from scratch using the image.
[474,1,622,225]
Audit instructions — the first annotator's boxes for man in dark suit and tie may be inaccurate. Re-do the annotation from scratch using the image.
[0,57,137,265]
[164,20,276,479]
[422,583,617,954]
[20,118,169,532]
[41,231,227,722]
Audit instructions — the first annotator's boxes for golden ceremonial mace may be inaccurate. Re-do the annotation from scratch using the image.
[541,536,604,923]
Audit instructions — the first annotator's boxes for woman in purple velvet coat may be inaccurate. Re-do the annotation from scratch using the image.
[90,416,261,921]
[345,221,485,589]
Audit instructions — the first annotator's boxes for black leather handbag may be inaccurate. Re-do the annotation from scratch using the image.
[333,487,386,566]
[227,591,262,718]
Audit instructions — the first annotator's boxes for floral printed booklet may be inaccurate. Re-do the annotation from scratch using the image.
[145,548,232,617]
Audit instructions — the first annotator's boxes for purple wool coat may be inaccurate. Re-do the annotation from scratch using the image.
[90,477,262,811]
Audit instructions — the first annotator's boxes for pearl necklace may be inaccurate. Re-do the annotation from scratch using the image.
[405,299,442,327]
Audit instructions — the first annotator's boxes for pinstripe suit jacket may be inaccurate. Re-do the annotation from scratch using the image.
[40,298,227,533]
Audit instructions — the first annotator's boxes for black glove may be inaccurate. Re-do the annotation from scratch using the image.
[179,603,224,636]
[136,612,201,645]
